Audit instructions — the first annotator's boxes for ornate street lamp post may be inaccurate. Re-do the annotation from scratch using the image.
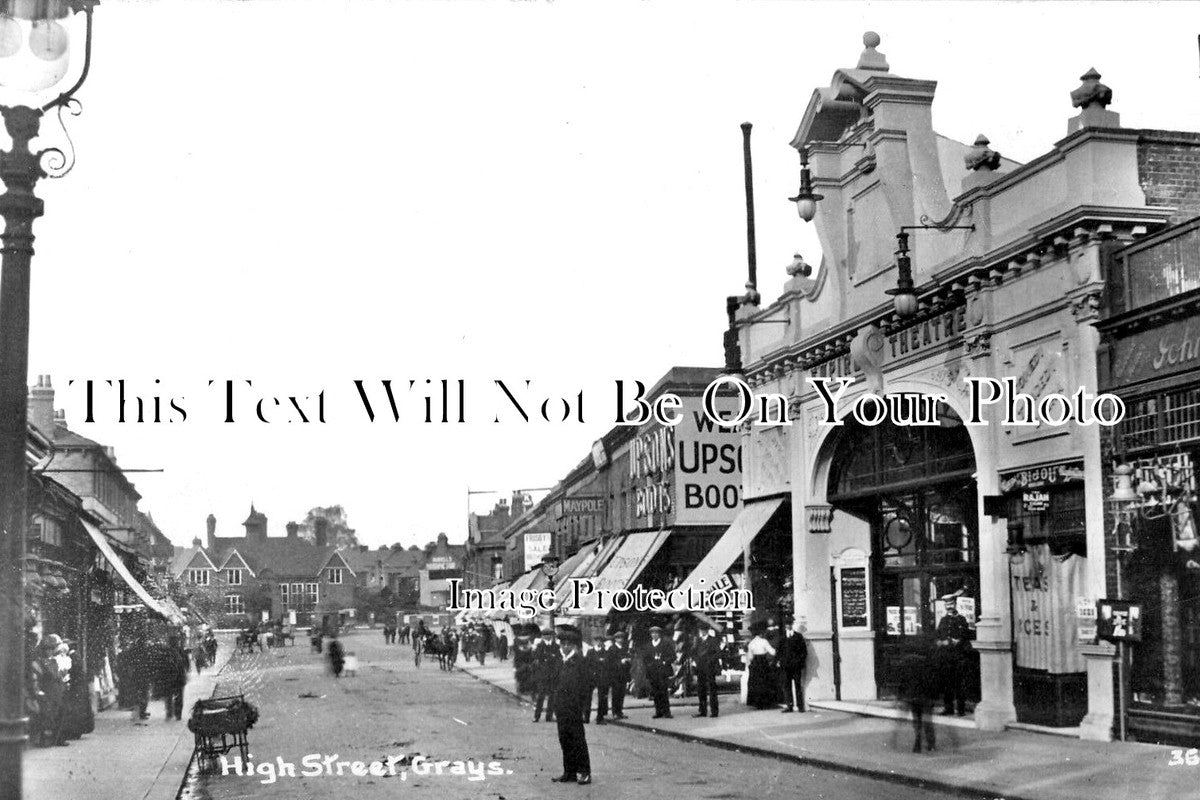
[0,3,98,799]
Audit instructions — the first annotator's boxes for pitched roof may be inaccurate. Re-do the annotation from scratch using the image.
[204,537,340,578]
[171,546,215,577]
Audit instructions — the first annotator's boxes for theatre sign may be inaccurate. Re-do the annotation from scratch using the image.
[628,396,742,527]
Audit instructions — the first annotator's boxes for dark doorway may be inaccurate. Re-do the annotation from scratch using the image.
[827,415,981,703]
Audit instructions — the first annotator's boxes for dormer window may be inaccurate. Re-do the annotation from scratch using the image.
[326,567,343,585]
[225,568,243,585]
[187,569,210,586]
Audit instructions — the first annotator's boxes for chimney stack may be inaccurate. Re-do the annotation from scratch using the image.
[206,514,216,550]
[314,517,329,547]
[286,521,299,539]
[27,375,55,437]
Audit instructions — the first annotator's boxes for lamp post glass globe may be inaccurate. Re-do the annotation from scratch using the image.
[795,196,817,222]
[892,291,918,318]
[0,0,81,98]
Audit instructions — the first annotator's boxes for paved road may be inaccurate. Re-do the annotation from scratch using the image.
[182,632,963,800]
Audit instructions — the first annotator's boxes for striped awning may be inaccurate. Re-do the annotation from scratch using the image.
[82,518,184,625]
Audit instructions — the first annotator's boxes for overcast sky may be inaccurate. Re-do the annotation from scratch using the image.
[19,0,1200,549]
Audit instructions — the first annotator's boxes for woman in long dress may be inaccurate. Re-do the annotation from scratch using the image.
[745,629,778,709]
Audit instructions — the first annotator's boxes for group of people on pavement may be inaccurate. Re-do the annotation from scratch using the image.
[116,626,215,724]
[744,619,809,712]
[25,631,90,747]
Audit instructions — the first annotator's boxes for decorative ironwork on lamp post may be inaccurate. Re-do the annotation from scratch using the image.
[0,3,99,799]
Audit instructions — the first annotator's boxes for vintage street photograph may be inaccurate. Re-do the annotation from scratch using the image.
[3,1,1200,799]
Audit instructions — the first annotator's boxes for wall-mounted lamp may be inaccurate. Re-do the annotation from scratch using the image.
[788,148,823,223]
[884,231,918,317]
[886,223,977,318]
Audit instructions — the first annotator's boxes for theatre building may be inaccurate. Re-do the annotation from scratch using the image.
[727,34,1200,739]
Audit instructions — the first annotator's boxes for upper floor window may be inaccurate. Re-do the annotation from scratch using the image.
[326,568,343,584]
[187,568,210,586]
[1108,220,1200,315]
[33,516,62,548]
[225,568,243,585]
[225,593,244,614]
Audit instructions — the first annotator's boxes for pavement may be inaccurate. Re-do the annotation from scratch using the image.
[25,636,236,800]
[455,657,1195,800]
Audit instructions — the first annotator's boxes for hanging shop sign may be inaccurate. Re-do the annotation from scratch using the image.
[523,532,552,572]
[1097,599,1143,642]
[999,461,1085,493]
[1108,316,1200,388]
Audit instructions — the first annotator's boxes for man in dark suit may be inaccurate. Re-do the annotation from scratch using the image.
[551,630,592,785]
[586,635,610,724]
[776,621,808,713]
[532,628,561,722]
[691,621,722,718]
[645,625,675,719]
[608,632,631,719]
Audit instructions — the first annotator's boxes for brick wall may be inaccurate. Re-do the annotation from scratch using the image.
[1137,131,1200,224]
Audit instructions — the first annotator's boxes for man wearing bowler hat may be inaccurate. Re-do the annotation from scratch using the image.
[691,620,723,718]
[532,628,561,723]
[551,629,592,784]
[608,632,631,719]
[646,625,675,719]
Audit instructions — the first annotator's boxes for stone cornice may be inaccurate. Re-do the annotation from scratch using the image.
[744,211,1161,385]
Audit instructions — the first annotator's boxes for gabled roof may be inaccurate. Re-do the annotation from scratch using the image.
[317,549,355,576]
[216,549,256,577]
[171,546,216,577]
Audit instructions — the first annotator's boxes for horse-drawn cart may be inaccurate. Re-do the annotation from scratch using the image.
[187,695,259,772]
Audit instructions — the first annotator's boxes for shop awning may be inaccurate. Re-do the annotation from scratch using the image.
[82,518,184,625]
[570,529,671,616]
[656,497,786,611]
[551,541,608,612]
[485,571,535,619]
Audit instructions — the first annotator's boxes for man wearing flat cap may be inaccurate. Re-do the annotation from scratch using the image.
[645,625,675,719]
[550,630,592,784]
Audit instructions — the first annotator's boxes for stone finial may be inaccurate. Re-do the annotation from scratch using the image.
[742,281,762,307]
[786,254,812,277]
[1067,68,1120,134]
[1070,68,1112,109]
[964,135,1002,172]
[856,31,889,72]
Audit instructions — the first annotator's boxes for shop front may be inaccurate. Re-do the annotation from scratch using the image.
[1098,217,1200,745]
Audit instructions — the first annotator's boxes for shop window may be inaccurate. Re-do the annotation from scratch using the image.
[1005,485,1087,557]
